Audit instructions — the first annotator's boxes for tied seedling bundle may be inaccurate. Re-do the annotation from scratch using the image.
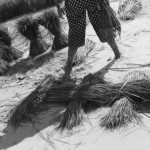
[100,97,142,130]
[58,78,150,131]
[0,0,56,23]
[73,39,96,66]
[118,0,142,21]
[17,17,49,58]
[8,76,76,128]
[0,27,23,75]
[8,70,150,131]
[37,7,68,51]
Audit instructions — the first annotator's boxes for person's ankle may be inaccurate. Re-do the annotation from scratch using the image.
[62,74,71,81]
[115,52,121,59]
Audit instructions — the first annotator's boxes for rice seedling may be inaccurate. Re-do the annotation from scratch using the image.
[9,46,23,60]
[0,0,29,23]
[73,39,96,66]
[100,97,142,130]
[0,27,11,46]
[118,0,142,21]
[57,76,105,131]
[8,71,150,130]
[57,101,85,131]
[58,79,150,130]
[0,0,56,23]
[26,0,55,13]
[8,76,75,128]
[90,80,150,106]
[123,70,149,82]
[17,17,49,58]
[37,7,68,51]
[0,27,23,62]
[0,59,9,75]
[0,1,15,23]
[0,27,12,64]
[0,42,14,63]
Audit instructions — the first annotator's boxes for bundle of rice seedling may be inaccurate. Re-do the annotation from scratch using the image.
[17,17,49,58]
[57,101,85,131]
[100,97,142,130]
[57,79,150,131]
[0,0,28,23]
[0,1,15,23]
[26,0,55,12]
[73,79,150,107]
[118,0,142,21]
[0,27,23,61]
[57,74,106,131]
[0,27,11,46]
[0,0,56,23]
[9,46,23,60]
[0,42,14,63]
[123,70,149,82]
[8,76,75,128]
[73,39,96,66]
[0,59,9,75]
[37,8,68,51]
[0,41,11,75]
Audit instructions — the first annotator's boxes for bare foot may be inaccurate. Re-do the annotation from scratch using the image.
[115,52,121,60]
[60,75,76,85]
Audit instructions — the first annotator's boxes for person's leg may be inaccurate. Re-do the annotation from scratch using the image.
[107,37,120,60]
[86,0,121,59]
[64,0,87,79]
[64,47,78,78]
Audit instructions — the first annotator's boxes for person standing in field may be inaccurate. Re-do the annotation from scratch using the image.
[54,0,121,80]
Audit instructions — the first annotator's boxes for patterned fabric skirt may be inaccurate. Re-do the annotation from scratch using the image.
[65,0,121,48]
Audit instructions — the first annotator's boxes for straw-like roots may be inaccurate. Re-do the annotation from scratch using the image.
[0,43,14,63]
[8,76,56,128]
[57,101,85,131]
[0,27,23,61]
[8,76,76,128]
[0,27,11,46]
[0,0,56,23]
[17,17,49,57]
[51,33,68,51]
[0,28,23,75]
[37,8,61,35]
[118,0,142,21]
[9,46,23,60]
[123,70,149,82]
[0,59,9,75]
[100,98,142,130]
[8,73,150,130]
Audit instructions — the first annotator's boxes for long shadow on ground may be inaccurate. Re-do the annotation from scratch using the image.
[4,51,56,76]
[0,58,116,150]
[4,38,96,76]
